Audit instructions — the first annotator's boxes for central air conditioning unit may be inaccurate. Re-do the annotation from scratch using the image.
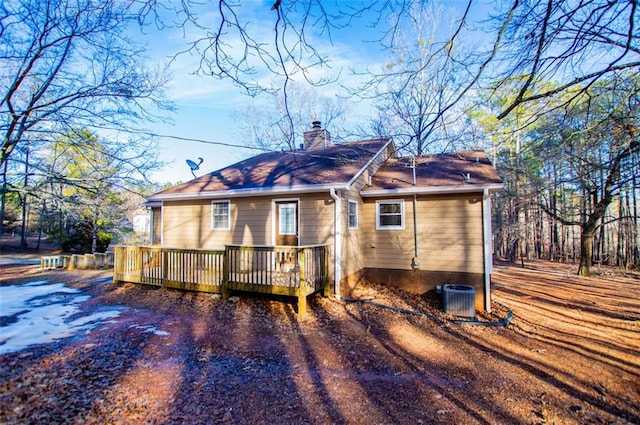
[442,284,476,318]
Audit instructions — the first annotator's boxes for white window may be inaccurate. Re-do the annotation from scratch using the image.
[348,200,358,229]
[279,204,296,235]
[211,200,230,230]
[376,199,404,230]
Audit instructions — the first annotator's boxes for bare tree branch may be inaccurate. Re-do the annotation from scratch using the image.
[496,0,639,119]
[1,0,172,166]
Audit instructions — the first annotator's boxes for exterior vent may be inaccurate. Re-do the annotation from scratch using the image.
[442,284,476,318]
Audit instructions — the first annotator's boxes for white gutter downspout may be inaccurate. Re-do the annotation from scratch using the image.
[482,188,493,312]
[330,188,342,300]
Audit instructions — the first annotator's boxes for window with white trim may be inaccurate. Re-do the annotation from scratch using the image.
[376,199,404,230]
[348,200,358,229]
[279,203,297,235]
[211,200,230,230]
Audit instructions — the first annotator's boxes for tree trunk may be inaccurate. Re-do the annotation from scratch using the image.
[578,226,595,276]
[19,143,30,250]
[616,194,624,267]
[624,163,638,269]
[36,200,47,250]
[92,218,98,253]
[0,160,8,242]
[19,194,28,249]
[598,212,606,264]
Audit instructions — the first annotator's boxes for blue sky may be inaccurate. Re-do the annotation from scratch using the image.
[138,1,489,185]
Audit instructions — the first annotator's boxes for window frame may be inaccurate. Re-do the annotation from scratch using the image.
[348,199,359,230]
[211,200,231,230]
[375,199,405,230]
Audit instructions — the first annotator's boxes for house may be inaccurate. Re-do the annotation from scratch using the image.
[144,122,503,311]
[132,209,151,235]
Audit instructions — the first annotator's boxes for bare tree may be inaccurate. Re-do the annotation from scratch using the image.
[0,0,172,166]
[32,129,161,252]
[140,1,489,139]
[134,1,637,130]
[491,0,640,119]
[233,82,348,152]
[0,0,172,240]
[526,73,640,275]
[361,1,477,155]
[146,0,403,94]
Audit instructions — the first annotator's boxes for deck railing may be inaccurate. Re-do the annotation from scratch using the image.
[113,246,224,293]
[113,244,330,314]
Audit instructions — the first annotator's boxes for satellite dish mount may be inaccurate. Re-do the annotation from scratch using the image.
[186,157,204,178]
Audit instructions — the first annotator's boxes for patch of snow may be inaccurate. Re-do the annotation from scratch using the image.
[129,324,170,336]
[0,280,124,355]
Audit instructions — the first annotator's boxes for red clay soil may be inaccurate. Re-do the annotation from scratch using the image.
[0,260,638,425]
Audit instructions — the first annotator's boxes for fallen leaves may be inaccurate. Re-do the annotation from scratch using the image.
[0,261,639,424]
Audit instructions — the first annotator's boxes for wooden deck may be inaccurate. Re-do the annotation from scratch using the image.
[113,244,330,315]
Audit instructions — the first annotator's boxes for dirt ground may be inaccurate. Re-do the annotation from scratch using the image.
[0,259,639,425]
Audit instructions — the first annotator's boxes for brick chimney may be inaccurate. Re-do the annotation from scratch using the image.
[303,121,331,150]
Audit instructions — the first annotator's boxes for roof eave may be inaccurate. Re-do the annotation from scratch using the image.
[146,183,349,202]
[360,182,504,197]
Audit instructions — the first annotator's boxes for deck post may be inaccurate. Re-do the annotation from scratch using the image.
[162,249,168,286]
[137,246,143,282]
[297,248,307,316]
[297,289,307,316]
[222,246,230,300]
[323,246,331,297]
[323,278,331,298]
[113,246,121,284]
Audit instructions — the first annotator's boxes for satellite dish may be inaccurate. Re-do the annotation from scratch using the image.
[186,157,203,178]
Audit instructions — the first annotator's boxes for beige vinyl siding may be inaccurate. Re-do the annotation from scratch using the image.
[161,200,210,248]
[161,198,273,249]
[341,188,366,279]
[340,163,398,279]
[361,193,485,274]
[231,198,273,246]
[161,193,336,250]
[297,193,335,245]
[341,142,395,278]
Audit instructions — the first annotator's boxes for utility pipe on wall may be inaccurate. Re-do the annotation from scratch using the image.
[411,158,419,267]
[413,194,419,263]
[330,188,342,299]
